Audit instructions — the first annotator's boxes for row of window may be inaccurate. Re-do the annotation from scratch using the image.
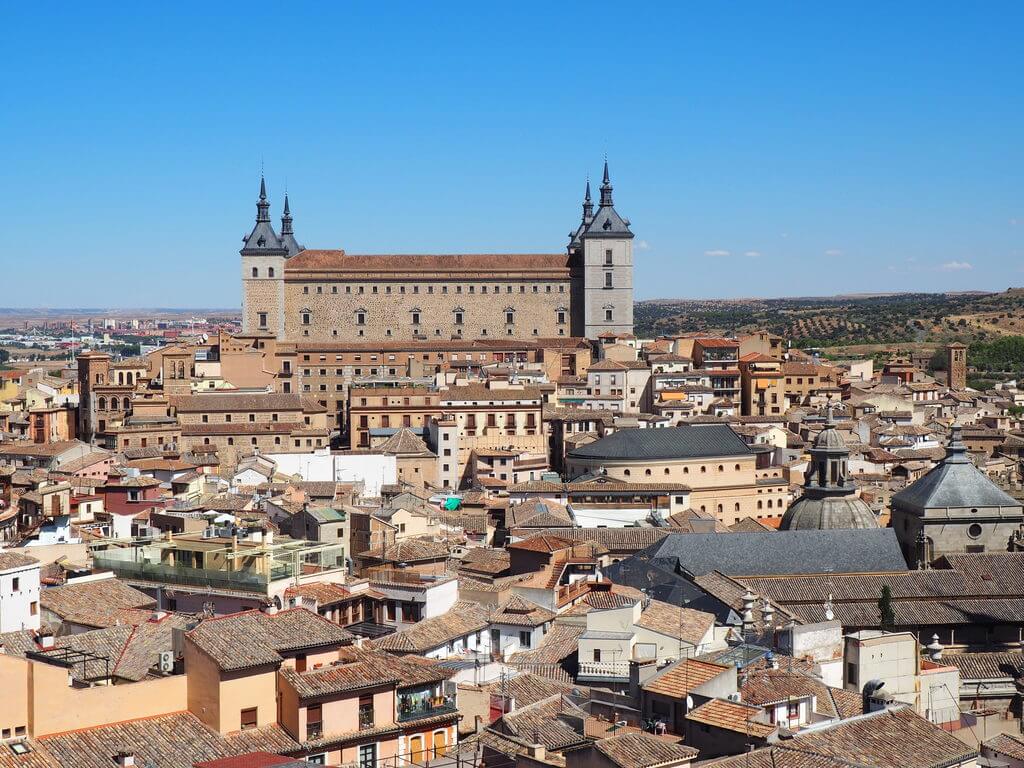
[301,283,567,296]
[621,463,745,477]
[300,309,568,326]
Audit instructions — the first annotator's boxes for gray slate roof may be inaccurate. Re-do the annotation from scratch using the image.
[892,432,1022,513]
[567,424,751,462]
[604,529,908,606]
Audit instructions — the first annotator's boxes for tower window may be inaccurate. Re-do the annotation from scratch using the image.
[557,311,565,325]
[505,311,514,325]
[268,267,275,277]
[605,272,613,288]
[301,312,311,325]
[605,309,613,321]
[356,312,366,326]
[605,249,613,265]
[454,312,464,326]
[251,267,258,278]
[412,312,420,325]
[258,312,268,328]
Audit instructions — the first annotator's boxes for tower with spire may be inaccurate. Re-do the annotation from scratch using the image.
[279,193,304,257]
[572,159,634,339]
[240,176,290,339]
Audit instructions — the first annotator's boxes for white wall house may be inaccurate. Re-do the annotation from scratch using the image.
[266,449,396,498]
[0,552,41,632]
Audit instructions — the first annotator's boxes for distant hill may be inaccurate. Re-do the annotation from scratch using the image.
[635,288,1024,349]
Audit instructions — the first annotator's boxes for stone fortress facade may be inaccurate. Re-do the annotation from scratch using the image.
[240,162,634,343]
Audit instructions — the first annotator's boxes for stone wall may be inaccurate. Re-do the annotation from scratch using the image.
[283,278,572,343]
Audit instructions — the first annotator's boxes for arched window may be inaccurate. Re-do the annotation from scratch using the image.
[757,500,763,510]
[717,504,723,514]
[664,467,670,475]
[268,267,275,278]
[735,464,741,471]
[718,465,724,472]
[734,503,740,512]
[252,267,258,277]
[683,467,689,474]
[768,499,774,509]
[645,469,652,476]
[623,469,631,477]
[110,397,119,410]
[118,372,124,385]
[700,466,706,473]
[97,397,106,410]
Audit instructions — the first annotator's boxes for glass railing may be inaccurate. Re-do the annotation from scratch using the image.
[91,550,270,593]
[397,694,457,722]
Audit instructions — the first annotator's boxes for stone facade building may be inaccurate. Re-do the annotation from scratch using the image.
[240,163,634,343]
[891,425,1024,564]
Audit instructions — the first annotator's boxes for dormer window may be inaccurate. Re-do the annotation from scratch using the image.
[257,235,266,246]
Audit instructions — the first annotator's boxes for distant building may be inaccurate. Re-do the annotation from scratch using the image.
[240,163,635,343]
[947,341,967,391]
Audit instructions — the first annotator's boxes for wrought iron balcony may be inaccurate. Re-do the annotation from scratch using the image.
[397,694,457,722]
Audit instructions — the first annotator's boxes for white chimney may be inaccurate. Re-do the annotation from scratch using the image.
[113,753,135,767]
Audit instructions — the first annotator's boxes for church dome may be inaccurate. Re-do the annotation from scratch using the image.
[814,426,847,451]
[780,494,878,531]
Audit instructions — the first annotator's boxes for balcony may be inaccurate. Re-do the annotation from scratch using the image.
[397,693,458,722]
[306,722,323,740]
[358,708,374,730]
[578,660,630,679]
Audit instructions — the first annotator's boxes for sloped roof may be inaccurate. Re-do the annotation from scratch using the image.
[377,427,434,456]
[567,424,751,461]
[374,600,489,654]
[892,430,1021,513]
[593,732,697,768]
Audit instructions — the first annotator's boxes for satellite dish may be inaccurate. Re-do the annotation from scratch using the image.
[201,333,209,343]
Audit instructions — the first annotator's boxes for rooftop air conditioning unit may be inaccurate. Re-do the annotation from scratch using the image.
[158,651,174,673]
[726,692,742,703]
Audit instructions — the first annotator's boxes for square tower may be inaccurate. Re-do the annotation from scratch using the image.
[579,162,634,339]
[946,342,967,391]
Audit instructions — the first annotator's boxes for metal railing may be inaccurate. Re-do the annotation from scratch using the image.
[397,694,457,722]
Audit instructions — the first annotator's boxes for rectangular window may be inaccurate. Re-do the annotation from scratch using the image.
[605,309,613,322]
[557,311,565,325]
[302,312,311,325]
[359,695,374,729]
[519,630,532,648]
[455,312,464,325]
[505,311,514,324]
[594,649,602,662]
[605,272,613,288]
[412,312,420,325]
[356,312,366,325]
[240,707,258,730]
[258,312,268,328]
[307,703,322,740]
[605,249,613,265]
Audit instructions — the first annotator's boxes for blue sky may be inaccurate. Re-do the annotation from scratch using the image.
[2,3,1022,307]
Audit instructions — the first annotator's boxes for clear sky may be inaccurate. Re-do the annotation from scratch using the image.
[2,3,1021,307]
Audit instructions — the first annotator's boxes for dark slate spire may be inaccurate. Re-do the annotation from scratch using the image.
[279,191,304,258]
[583,178,594,224]
[281,193,293,235]
[582,158,633,240]
[256,175,271,223]
[599,159,614,207]
[241,175,288,257]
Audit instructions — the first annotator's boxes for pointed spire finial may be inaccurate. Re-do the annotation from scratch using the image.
[281,192,294,236]
[582,176,594,225]
[599,158,614,207]
[256,175,271,222]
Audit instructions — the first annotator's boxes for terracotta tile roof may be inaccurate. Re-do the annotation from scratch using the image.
[593,732,698,768]
[286,250,572,274]
[185,608,353,671]
[685,698,776,738]
[283,581,358,608]
[642,658,731,697]
[984,733,1024,761]
[36,712,234,768]
[441,384,542,402]
[506,534,577,553]
[194,753,296,768]
[739,669,862,719]
[220,724,300,757]
[511,527,671,552]
[40,577,155,628]
[280,645,451,699]
[376,428,433,456]
[0,551,40,571]
[498,694,588,750]
[483,672,576,708]
[358,537,450,562]
[375,600,490,654]
[776,705,977,768]
[491,594,557,627]
[635,600,715,645]
[509,623,584,665]
[942,651,1024,681]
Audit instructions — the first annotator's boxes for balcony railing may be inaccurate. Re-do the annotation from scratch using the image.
[397,694,457,722]
[306,722,323,741]
[578,660,630,678]
[358,709,374,730]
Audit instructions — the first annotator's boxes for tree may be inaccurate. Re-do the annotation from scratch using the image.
[878,585,895,631]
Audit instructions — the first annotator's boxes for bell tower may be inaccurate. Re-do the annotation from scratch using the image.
[946,342,967,391]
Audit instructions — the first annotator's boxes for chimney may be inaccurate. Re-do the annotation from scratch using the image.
[527,744,546,761]
[113,753,135,767]
[151,610,168,622]
[38,631,55,650]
